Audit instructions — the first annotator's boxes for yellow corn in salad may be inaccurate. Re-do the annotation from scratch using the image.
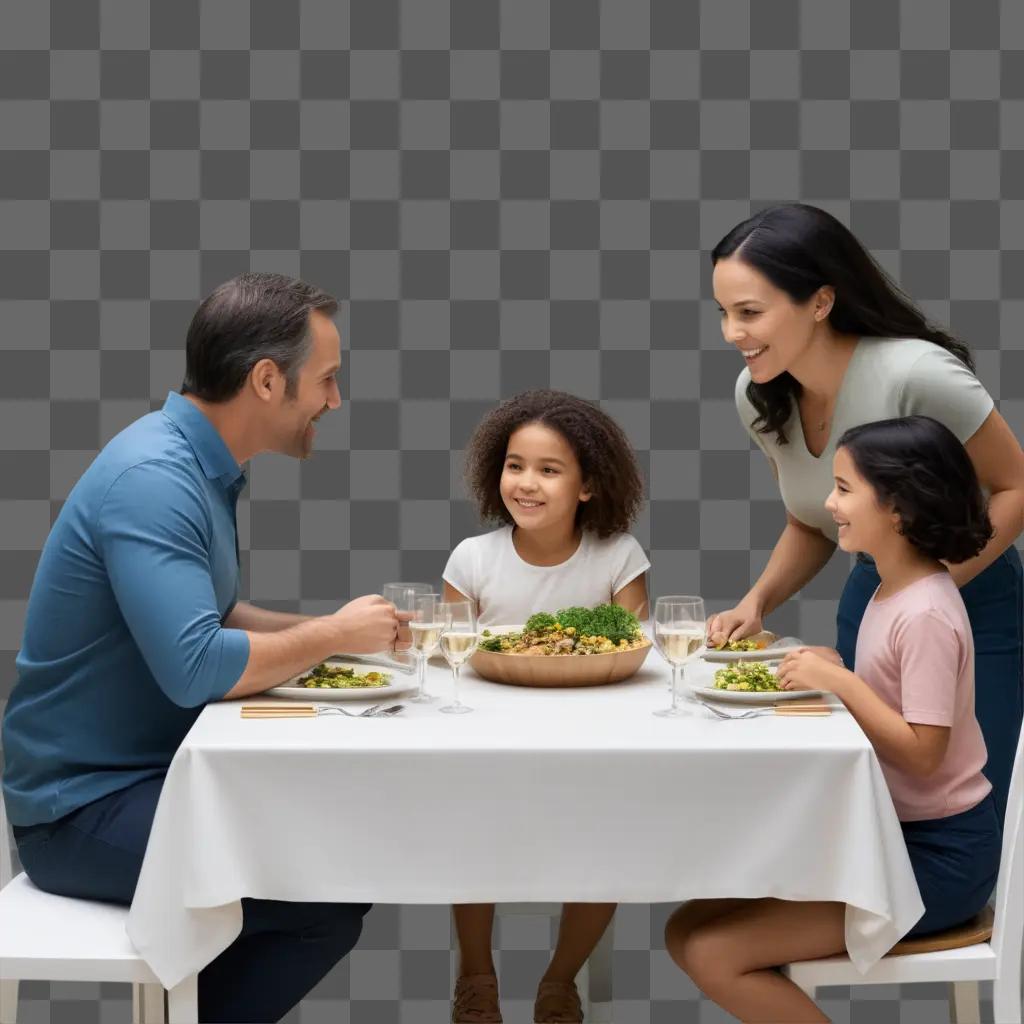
[297,664,389,688]
[716,637,764,652]
[712,662,779,692]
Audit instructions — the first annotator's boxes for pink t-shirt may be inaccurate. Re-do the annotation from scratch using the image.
[855,571,991,822]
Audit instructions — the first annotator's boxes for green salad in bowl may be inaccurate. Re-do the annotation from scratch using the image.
[477,603,647,656]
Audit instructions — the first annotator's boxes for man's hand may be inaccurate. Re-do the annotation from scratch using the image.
[328,595,403,654]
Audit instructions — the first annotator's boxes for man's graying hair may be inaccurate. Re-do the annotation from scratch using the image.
[181,272,339,403]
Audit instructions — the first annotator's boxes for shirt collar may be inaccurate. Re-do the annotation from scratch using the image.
[162,391,245,489]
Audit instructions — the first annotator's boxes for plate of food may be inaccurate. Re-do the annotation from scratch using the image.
[470,604,652,687]
[693,661,827,703]
[266,660,414,701]
[701,631,805,663]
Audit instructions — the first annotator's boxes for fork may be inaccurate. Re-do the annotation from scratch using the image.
[695,699,774,720]
[313,703,384,717]
[315,703,405,718]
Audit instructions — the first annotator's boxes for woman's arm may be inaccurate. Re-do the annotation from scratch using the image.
[776,651,950,777]
[707,512,836,644]
[613,573,649,620]
[950,409,1024,587]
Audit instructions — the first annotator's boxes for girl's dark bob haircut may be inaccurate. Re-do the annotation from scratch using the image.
[712,203,975,446]
[838,416,993,564]
[464,389,644,539]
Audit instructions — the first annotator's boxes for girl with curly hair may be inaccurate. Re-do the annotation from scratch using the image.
[442,389,650,1024]
[666,416,1001,1024]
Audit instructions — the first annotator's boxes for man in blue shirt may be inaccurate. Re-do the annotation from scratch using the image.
[2,273,401,1023]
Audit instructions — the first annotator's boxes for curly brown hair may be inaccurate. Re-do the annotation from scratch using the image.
[464,389,645,539]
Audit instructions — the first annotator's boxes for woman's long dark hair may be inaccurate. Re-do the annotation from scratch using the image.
[712,204,975,445]
[839,416,992,564]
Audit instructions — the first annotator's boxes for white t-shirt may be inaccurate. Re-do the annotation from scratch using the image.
[736,337,994,542]
[442,527,650,627]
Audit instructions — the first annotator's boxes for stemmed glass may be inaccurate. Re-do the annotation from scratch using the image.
[382,583,434,654]
[407,593,443,704]
[438,601,478,715]
[653,595,706,718]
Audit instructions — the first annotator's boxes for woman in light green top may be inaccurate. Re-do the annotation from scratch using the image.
[705,203,1024,827]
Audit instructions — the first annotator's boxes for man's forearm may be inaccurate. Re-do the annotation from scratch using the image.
[747,520,837,617]
[222,616,343,700]
[225,600,313,632]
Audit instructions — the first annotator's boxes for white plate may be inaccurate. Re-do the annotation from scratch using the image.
[701,645,805,663]
[266,661,414,702]
[693,686,828,704]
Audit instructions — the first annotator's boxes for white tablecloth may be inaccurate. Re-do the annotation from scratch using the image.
[127,657,924,988]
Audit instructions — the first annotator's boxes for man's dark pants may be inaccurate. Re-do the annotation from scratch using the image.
[13,776,370,1024]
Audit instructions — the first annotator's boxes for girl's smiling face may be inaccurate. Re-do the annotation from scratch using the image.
[500,422,591,533]
[826,446,901,555]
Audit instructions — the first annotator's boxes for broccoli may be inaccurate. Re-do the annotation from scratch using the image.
[524,612,558,633]
[585,603,641,644]
[478,635,504,652]
[551,606,592,635]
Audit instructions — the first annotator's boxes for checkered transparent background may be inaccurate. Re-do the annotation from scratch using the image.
[2,0,1022,1019]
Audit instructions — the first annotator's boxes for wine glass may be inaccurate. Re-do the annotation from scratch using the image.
[382,582,434,653]
[438,601,478,715]
[653,596,706,718]
[408,593,443,704]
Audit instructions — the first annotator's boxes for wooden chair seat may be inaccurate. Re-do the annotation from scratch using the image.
[888,904,994,956]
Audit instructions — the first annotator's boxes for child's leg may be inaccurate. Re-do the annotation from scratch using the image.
[453,903,498,976]
[541,902,617,983]
[665,897,846,1023]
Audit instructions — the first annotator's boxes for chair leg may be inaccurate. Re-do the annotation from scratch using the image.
[992,962,1023,1024]
[166,974,199,1024]
[141,983,166,1024]
[949,981,981,1024]
[586,924,614,1023]
[0,980,18,1024]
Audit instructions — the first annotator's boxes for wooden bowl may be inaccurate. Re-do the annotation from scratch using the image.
[470,639,653,688]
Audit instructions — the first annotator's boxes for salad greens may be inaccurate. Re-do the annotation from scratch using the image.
[479,603,646,655]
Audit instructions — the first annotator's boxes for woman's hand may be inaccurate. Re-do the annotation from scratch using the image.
[706,602,763,648]
[776,649,850,694]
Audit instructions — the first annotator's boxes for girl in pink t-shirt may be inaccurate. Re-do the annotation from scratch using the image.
[665,415,1002,1024]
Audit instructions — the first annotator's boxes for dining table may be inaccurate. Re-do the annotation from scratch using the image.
[126,651,925,1003]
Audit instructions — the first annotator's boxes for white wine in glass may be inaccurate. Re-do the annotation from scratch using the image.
[382,582,434,653]
[409,621,444,653]
[408,593,442,704]
[656,627,704,663]
[653,596,706,718]
[438,601,478,714]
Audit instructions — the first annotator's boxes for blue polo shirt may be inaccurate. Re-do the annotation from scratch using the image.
[2,392,251,826]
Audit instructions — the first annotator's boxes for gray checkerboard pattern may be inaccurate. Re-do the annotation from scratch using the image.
[1,0,1021,1020]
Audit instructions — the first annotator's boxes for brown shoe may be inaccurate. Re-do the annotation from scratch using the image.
[533,980,583,1023]
[452,973,503,1023]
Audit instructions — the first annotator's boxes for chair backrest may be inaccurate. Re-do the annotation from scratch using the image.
[990,722,1024,971]
[0,778,12,888]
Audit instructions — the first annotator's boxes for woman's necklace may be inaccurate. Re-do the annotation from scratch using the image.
[804,402,832,432]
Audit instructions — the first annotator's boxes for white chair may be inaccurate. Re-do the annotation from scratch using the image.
[0,792,199,1024]
[784,725,1024,1024]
